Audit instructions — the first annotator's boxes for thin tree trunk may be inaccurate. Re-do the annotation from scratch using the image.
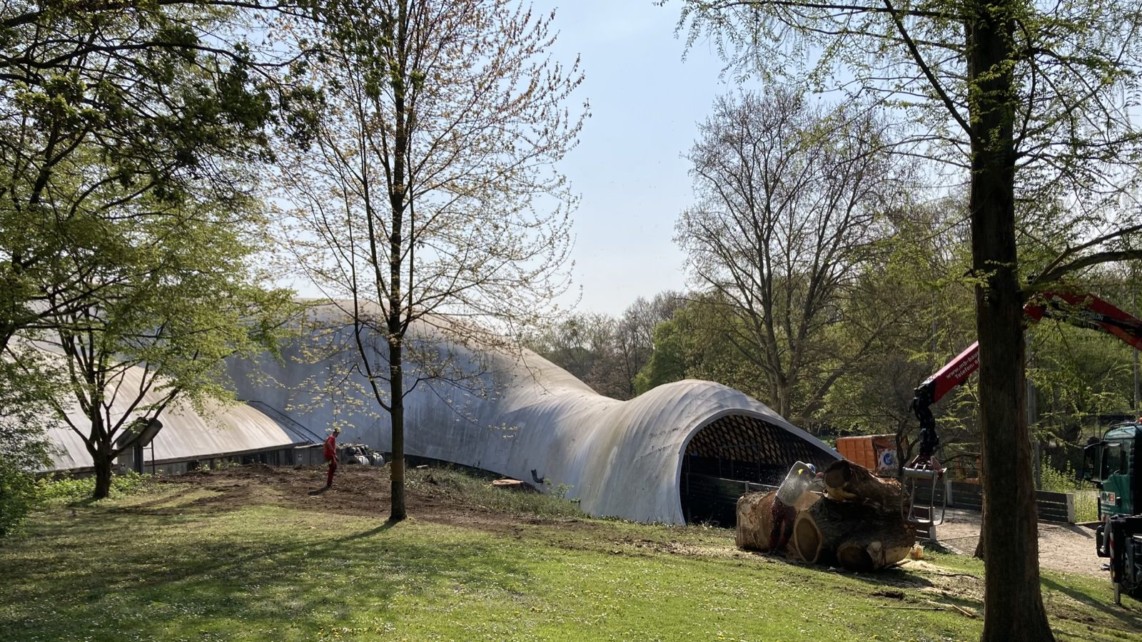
[967,2,1053,639]
[386,0,410,524]
[92,451,113,500]
[389,338,406,522]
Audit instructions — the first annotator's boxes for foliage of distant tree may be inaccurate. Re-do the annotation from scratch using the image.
[1027,263,1142,439]
[820,197,976,444]
[676,87,908,424]
[610,292,685,398]
[524,313,625,398]
[524,292,683,400]
[632,292,756,397]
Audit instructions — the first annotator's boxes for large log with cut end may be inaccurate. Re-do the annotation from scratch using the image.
[791,459,917,570]
[791,496,917,569]
[735,490,821,556]
[735,491,777,552]
[835,527,917,572]
[736,460,914,569]
[792,495,865,564]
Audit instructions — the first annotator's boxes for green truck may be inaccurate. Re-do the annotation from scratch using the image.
[1084,421,1142,605]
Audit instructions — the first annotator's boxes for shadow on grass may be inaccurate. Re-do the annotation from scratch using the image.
[0,507,538,642]
[1041,576,1142,629]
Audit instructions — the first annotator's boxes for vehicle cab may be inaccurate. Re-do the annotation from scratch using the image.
[1083,422,1139,521]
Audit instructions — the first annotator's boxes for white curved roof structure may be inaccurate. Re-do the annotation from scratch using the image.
[221,302,840,524]
[24,340,318,472]
[37,301,839,524]
[44,395,316,472]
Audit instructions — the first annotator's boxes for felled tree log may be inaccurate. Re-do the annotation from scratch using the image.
[835,527,917,572]
[822,459,906,511]
[791,495,917,569]
[735,491,776,552]
[791,459,916,570]
[735,489,822,556]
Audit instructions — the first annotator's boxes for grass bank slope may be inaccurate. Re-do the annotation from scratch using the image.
[1,465,1139,642]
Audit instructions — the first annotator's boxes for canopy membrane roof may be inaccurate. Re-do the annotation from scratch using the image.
[221,302,840,524]
[40,301,840,524]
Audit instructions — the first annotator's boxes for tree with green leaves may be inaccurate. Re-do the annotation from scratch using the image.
[822,197,978,466]
[276,0,585,522]
[672,1,1142,638]
[0,1,307,352]
[677,87,906,425]
[0,356,56,536]
[632,292,757,397]
[6,180,295,499]
[612,292,685,398]
[0,1,313,501]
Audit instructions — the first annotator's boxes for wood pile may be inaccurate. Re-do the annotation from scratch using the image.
[736,459,917,571]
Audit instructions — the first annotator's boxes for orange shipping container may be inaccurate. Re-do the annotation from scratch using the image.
[835,435,899,476]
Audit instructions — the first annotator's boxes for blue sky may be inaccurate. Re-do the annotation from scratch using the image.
[281,1,738,317]
[538,0,735,316]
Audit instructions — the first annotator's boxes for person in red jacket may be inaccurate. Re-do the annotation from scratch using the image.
[323,427,341,489]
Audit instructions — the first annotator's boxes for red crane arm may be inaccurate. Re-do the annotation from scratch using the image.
[918,342,980,407]
[910,291,1142,460]
[1024,291,1142,353]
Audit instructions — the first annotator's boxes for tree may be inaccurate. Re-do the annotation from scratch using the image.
[523,293,685,399]
[277,0,585,522]
[613,292,685,398]
[6,180,294,499]
[0,355,56,536]
[0,1,307,353]
[524,313,635,398]
[1026,264,1142,442]
[823,197,977,453]
[0,2,307,500]
[632,292,757,396]
[673,2,1142,638]
[677,87,904,424]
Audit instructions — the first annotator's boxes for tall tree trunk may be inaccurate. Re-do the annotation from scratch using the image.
[386,0,410,524]
[966,2,1053,640]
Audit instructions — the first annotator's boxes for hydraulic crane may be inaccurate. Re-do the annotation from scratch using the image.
[905,291,1142,524]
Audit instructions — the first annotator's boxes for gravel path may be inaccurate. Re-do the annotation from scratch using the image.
[933,508,1105,577]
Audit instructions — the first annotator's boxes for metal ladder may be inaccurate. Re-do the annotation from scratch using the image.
[903,462,948,529]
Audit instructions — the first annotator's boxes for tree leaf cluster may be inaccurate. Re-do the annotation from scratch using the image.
[0,1,307,501]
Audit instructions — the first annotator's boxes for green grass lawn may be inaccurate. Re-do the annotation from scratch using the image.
[1,466,1139,642]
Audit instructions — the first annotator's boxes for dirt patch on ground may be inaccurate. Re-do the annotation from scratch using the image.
[157,464,1108,585]
[157,463,574,535]
[934,509,1104,578]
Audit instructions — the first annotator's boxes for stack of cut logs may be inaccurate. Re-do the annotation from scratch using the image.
[736,459,917,571]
